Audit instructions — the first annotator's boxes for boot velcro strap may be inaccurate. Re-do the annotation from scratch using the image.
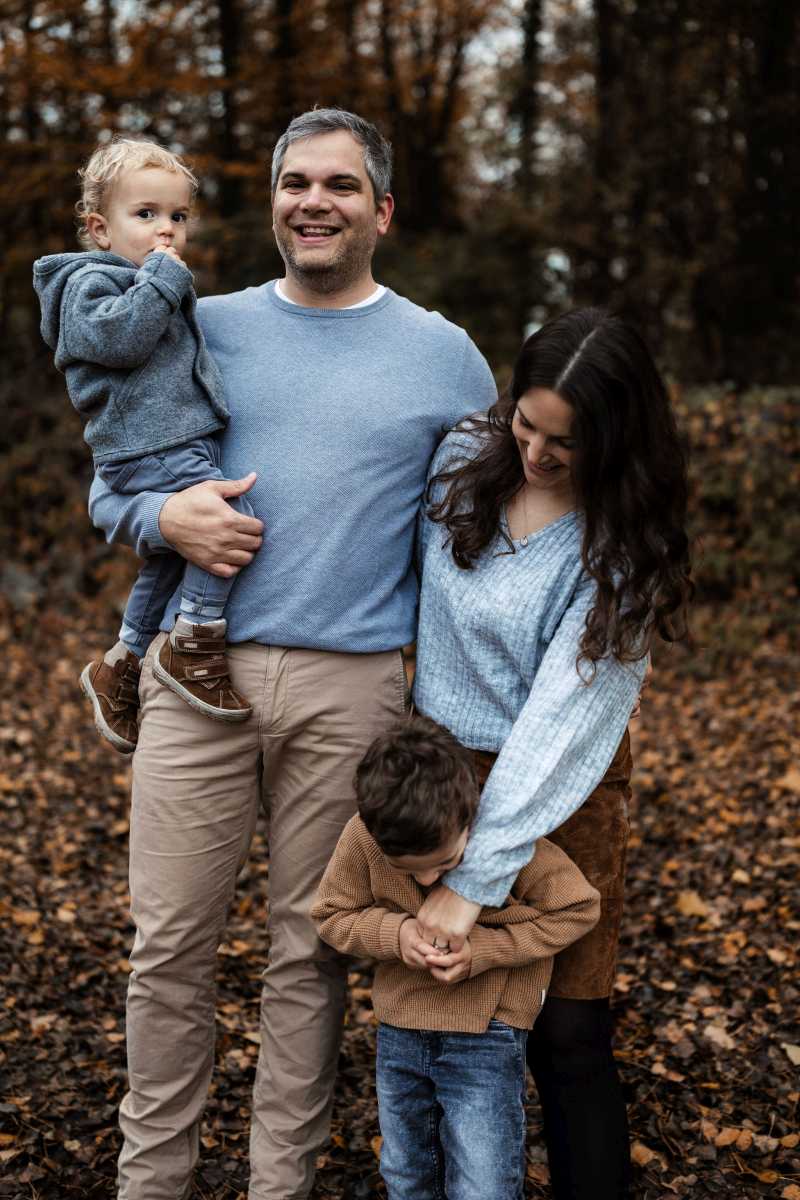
[116,682,140,705]
[174,636,226,655]
[184,657,229,682]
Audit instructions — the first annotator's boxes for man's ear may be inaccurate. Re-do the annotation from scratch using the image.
[85,212,111,250]
[376,192,395,237]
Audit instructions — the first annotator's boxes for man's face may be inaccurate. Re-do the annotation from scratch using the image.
[272,130,393,296]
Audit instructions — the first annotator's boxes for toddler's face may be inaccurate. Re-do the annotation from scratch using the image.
[89,167,192,267]
[386,826,470,888]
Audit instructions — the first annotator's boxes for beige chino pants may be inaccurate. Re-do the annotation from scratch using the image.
[118,637,409,1200]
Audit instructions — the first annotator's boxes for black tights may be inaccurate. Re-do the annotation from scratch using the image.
[527,996,630,1200]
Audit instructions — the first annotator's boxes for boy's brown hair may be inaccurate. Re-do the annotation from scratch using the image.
[355,715,479,856]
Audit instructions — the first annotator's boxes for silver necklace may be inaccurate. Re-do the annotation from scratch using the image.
[519,486,531,547]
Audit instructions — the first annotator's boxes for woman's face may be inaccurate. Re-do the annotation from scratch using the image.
[511,388,576,493]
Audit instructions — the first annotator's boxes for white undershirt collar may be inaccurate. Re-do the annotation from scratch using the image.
[275,279,386,308]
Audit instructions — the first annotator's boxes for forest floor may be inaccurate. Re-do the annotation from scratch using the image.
[1,375,798,1200]
[0,599,798,1200]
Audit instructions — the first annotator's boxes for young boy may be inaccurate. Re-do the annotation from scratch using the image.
[33,137,254,753]
[311,715,601,1200]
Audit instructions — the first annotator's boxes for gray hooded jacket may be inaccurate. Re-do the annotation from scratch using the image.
[33,250,228,465]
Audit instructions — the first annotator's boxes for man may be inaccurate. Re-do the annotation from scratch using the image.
[89,108,496,1200]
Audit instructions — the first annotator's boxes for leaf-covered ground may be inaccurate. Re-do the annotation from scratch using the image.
[0,602,797,1200]
[1,383,798,1196]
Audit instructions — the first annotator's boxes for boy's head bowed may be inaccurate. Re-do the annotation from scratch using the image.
[355,715,479,857]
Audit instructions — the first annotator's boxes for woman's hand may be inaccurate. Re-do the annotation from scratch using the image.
[416,885,482,953]
[398,917,440,969]
[425,939,473,985]
[158,473,263,575]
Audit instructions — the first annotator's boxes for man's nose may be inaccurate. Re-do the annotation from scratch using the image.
[301,183,331,210]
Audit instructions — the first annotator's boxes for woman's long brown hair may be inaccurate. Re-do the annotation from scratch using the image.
[426,308,693,670]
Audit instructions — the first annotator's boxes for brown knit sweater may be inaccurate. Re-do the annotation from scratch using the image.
[311,816,600,1033]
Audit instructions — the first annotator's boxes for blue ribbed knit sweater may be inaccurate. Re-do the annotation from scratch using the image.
[413,429,648,906]
[88,281,497,651]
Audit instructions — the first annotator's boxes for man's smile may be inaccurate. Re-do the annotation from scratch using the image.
[292,224,340,241]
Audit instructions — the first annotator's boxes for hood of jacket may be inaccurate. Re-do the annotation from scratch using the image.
[33,251,136,350]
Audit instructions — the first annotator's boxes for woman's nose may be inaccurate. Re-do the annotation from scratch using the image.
[526,432,547,461]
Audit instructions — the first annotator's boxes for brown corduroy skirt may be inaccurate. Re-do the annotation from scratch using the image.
[472,730,633,1000]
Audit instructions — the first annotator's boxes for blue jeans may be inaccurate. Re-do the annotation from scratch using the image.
[99,437,255,657]
[376,1020,528,1200]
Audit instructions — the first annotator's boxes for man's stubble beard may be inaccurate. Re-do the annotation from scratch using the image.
[274,226,377,296]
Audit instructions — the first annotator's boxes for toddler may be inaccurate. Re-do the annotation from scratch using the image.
[312,715,601,1200]
[33,137,254,752]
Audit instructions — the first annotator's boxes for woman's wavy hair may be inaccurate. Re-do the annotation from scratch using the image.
[427,307,693,670]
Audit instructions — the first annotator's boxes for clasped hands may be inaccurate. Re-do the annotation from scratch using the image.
[398,884,483,985]
[398,917,472,985]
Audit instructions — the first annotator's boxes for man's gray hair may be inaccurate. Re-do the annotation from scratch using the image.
[271,108,393,202]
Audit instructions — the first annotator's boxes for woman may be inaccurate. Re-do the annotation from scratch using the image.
[412,308,692,1198]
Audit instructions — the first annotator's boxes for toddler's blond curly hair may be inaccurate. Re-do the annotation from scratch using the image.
[76,136,198,249]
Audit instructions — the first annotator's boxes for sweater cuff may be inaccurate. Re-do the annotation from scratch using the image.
[138,492,173,552]
[444,863,514,910]
[139,252,193,309]
[378,912,409,959]
[467,925,500,978]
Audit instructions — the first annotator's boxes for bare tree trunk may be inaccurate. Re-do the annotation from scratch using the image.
[218,0,244,217]
[510,0,542,339]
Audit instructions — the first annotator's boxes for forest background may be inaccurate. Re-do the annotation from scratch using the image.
[0,1,798,1198]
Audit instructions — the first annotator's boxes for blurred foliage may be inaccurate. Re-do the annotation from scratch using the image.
[1,373,797,673]
[2,0,799,380]
[669,386,800,672]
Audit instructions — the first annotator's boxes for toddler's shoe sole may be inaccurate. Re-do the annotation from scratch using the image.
[80,662,137,754]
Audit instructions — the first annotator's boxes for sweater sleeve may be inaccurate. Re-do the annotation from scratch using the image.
[467,839,601,977]
[310,819,409,961]
[416,423,484,571]
[445,573,647,907]
[452,333,497,427]
[88,471,172,556]
[62,253,194,370]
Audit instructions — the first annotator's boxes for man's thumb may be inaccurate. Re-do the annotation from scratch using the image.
[216,471,257,497]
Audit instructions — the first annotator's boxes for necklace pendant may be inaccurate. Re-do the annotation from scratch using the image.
[520,536,529,547]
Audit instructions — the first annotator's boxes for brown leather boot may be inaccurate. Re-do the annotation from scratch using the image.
[153,616,252,721]
[80,652,141,754]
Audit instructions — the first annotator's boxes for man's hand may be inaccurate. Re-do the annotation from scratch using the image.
[158,473,263,576]
[416,885,482,954]
[425,939,472,985]
[398,917,441,970]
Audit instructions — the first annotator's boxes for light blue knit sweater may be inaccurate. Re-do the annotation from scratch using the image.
[413,429,647,907]
[88,282,497,651]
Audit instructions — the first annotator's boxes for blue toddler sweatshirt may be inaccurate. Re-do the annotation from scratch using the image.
[33,250,228,464]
